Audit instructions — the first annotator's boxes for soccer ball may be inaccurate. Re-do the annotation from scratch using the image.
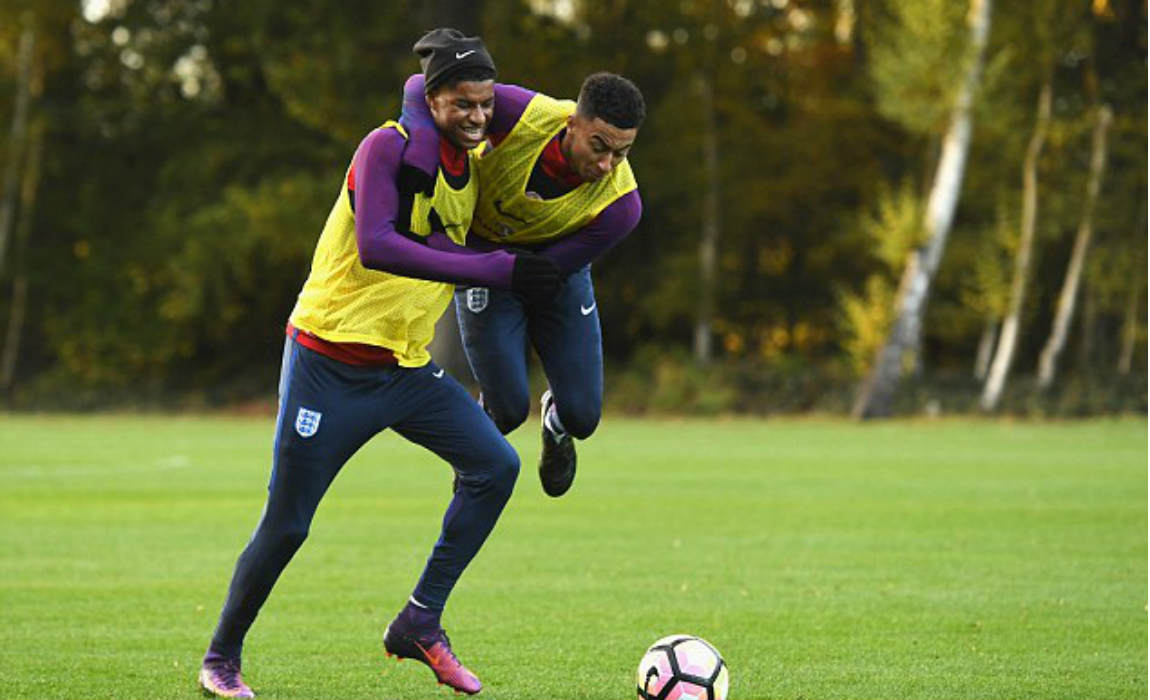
[636,634,729,700]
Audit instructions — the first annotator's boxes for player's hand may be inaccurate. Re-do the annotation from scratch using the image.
[511,253,561,305]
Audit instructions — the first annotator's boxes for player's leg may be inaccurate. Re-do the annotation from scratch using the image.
[454,285,531,434]
[530,265,603,439]
[528,265,603,496]
[381,362,521,695]
[200,340,381,698]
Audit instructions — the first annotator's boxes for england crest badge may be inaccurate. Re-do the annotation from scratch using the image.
[295,407,322,438]
[465,287,489,313]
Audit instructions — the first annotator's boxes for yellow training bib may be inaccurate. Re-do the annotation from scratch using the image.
[471,93,637,246]
[289,121,478,367]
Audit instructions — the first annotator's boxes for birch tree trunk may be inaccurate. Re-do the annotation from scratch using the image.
[973,318,998,380]
[0,123,42,396]
[1035,105,1113,390]
[835,0,857,45]
[979,78,1053,411]
[1116,278,1140,375]
[0,22,35,276]
[852,0,993,419]
[694,71,720,366]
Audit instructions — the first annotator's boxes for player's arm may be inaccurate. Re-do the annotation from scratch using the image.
[399,73,536,174]
[353,128,514,286]
[537,190,643,275]
[353,128,558,297]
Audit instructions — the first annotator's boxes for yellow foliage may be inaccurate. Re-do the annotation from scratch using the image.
[839,275,896,374]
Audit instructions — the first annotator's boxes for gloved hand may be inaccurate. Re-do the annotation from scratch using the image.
[511,253,561,305]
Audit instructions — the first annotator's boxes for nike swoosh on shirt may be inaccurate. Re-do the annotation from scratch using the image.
[580,303,596,316]
[433,369,445,378]
[455,50,476,60]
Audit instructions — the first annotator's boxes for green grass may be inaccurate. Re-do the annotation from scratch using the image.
[0,415,1145,699]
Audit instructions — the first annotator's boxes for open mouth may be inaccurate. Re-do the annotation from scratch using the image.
[457,125,484,145]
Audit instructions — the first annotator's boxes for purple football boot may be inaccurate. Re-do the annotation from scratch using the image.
[198,653,255,699]
[383,605,482,695]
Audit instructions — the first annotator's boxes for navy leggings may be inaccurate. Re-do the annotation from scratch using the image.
[208,337,519,659]
[455,265,603,438]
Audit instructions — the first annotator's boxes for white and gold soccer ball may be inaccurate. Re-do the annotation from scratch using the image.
[636,634,729,700]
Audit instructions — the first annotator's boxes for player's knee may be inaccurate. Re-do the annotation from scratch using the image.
[489,402,529,435]
[461,444,519,500]
[559,406,600,440]
[270,521,309,555]
[489,444,520,496]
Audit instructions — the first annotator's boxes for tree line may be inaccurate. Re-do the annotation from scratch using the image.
[0,0,1145,415]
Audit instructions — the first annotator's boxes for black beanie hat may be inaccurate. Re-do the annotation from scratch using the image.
[413,28,496,93]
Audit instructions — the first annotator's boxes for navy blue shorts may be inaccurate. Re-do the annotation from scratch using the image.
[454,265,603,438]
[207,336,520,658]
[271,337,517,489]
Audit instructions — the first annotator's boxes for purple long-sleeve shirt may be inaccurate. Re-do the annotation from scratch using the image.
[350,127,516,288]
[401,74,642,275]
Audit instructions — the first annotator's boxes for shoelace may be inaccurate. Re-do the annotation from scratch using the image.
[211,661,243,690]
[426,629,463,668]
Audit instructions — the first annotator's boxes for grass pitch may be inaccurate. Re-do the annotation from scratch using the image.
[0,415,1145,699]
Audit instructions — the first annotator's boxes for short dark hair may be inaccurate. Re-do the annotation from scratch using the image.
[429,65,496,95]
[576,72,646,129]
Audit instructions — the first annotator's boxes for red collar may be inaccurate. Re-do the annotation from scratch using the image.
[540,132,583,188]
[439,136,467,177]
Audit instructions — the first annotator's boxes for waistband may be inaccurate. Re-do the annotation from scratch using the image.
[286,322,398,367]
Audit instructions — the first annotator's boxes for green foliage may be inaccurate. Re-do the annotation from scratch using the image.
[866,180,926,268]
[0,0,1145,411]
[837,181,922,374]
[157,173,335,372]
[867,0,971,135]
[605,346,865,415]
[255,1,423,145]
[840,274,898,375]
[959,196,1015,321]
[607,346,741,415]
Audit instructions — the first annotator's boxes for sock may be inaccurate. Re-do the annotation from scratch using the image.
[545,404,567,440]
[203,649,238,666]
[401,598,442,631]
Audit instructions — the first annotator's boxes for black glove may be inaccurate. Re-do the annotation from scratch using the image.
[511,253,561,305]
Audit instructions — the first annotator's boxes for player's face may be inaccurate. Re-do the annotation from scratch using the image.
[563,112,637,182]
[427,79,495,150]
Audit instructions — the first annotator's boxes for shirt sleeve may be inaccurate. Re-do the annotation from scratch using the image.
[537,190,643,275]
[487,82,536,139]
[399,74,440,179]
[351,127,516,288]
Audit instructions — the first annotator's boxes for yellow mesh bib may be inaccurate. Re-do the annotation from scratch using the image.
[289,121,478,367]
[471,93,637,245]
